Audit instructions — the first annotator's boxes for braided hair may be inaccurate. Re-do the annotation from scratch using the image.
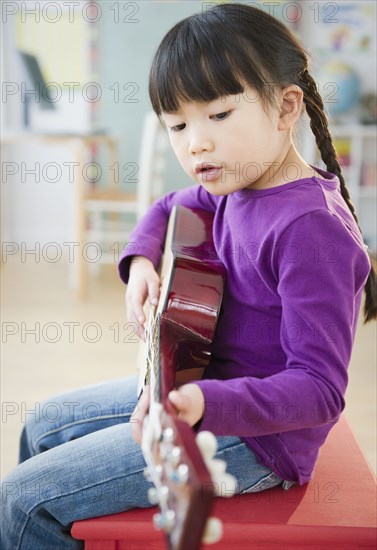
[149,3,377,322]
[300,68,377,322]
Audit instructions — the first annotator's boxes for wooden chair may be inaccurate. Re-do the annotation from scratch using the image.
[74,113,168,298]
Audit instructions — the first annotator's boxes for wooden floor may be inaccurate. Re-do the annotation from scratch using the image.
[1,258,376,478]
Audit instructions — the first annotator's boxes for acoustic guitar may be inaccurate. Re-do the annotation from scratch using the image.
[139,206,236,550]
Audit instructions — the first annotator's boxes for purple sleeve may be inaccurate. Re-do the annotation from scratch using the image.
[194,210,370,436]
[118,184,218,284]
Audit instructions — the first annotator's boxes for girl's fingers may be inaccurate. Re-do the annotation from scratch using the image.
[131,293,147,325]
[168,390,180,407]
[126,273,160,343]
[168,390,187,414]
[125,308,145,342]
[148,280,160,306]
[131,415,141,443]
[126,289,146,323]
[133,316,146,342]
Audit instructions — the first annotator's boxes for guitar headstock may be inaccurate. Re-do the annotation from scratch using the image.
[142,407,236,550]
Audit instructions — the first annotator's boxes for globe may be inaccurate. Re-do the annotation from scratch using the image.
[315,61,361,115]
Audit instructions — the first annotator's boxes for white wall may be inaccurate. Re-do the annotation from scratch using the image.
[1,9,90,247]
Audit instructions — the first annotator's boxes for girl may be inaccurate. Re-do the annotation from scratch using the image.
[1,4,375,549]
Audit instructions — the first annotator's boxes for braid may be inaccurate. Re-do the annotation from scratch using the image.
[300,70,359,224]
[300,69,377,323]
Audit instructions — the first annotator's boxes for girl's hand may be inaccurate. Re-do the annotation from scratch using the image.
[126,255,160,341]
[131,384,205,445]
[168,384,205,427]
[131,384,150,444]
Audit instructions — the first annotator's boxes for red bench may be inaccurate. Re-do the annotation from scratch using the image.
[72,415,377,549]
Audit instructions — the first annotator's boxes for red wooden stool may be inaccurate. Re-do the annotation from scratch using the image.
[72,415,377,549]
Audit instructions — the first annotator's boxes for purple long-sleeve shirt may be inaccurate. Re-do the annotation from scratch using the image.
[118,167,371,484]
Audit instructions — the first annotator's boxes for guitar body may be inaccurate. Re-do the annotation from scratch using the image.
[158,205,226,402]
[141,206,227,550]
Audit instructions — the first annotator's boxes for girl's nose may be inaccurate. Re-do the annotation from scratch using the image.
[188,133,214,155]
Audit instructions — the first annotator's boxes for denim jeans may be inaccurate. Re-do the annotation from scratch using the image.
[0,375,284,549]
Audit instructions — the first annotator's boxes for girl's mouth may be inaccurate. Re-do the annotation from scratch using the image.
[195,163,222,182]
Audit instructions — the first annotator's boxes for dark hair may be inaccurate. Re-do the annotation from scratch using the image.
[149,3,377,323]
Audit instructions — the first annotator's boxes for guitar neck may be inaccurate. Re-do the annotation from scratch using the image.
[140,206,230,550]
[144,307,163,405]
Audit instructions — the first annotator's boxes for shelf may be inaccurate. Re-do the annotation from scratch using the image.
[313,122,376,253]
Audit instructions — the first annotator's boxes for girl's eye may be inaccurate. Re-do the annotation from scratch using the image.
[170,123,186,133]
[168,110,231,132]
[211,111,231,121]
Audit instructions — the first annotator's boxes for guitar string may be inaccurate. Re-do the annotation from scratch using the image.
[145,307,161,403]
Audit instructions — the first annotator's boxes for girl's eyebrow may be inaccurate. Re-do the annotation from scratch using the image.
[162,95,239,122]
[163,98,231,117]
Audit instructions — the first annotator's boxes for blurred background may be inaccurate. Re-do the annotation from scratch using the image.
[1,1,376,478]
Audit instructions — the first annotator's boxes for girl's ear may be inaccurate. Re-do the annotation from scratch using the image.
[277,85,303,131]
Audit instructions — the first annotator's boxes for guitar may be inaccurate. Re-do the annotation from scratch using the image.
[139,206,236,550]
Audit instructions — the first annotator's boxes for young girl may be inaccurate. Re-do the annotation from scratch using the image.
[1,4,376,549]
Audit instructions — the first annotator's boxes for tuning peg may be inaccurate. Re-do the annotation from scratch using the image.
[160,485,169,500]
[201,516,223,544]
[213,473,237,497]
[168,445,181,467]
[195,431,217,461]
[169,463,189,484]
[162,427,174,444]
[153,509,176,533]
[205,458,226,479]
[144,464,163,481]
[143,467,152,481]
[147,487,159,505]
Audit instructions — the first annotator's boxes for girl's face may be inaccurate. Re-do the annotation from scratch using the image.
[161,86,295,195]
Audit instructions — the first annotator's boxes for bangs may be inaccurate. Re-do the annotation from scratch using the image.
[149,13,272,115]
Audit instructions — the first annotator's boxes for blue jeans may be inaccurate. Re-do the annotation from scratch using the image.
[0,375,283,549]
